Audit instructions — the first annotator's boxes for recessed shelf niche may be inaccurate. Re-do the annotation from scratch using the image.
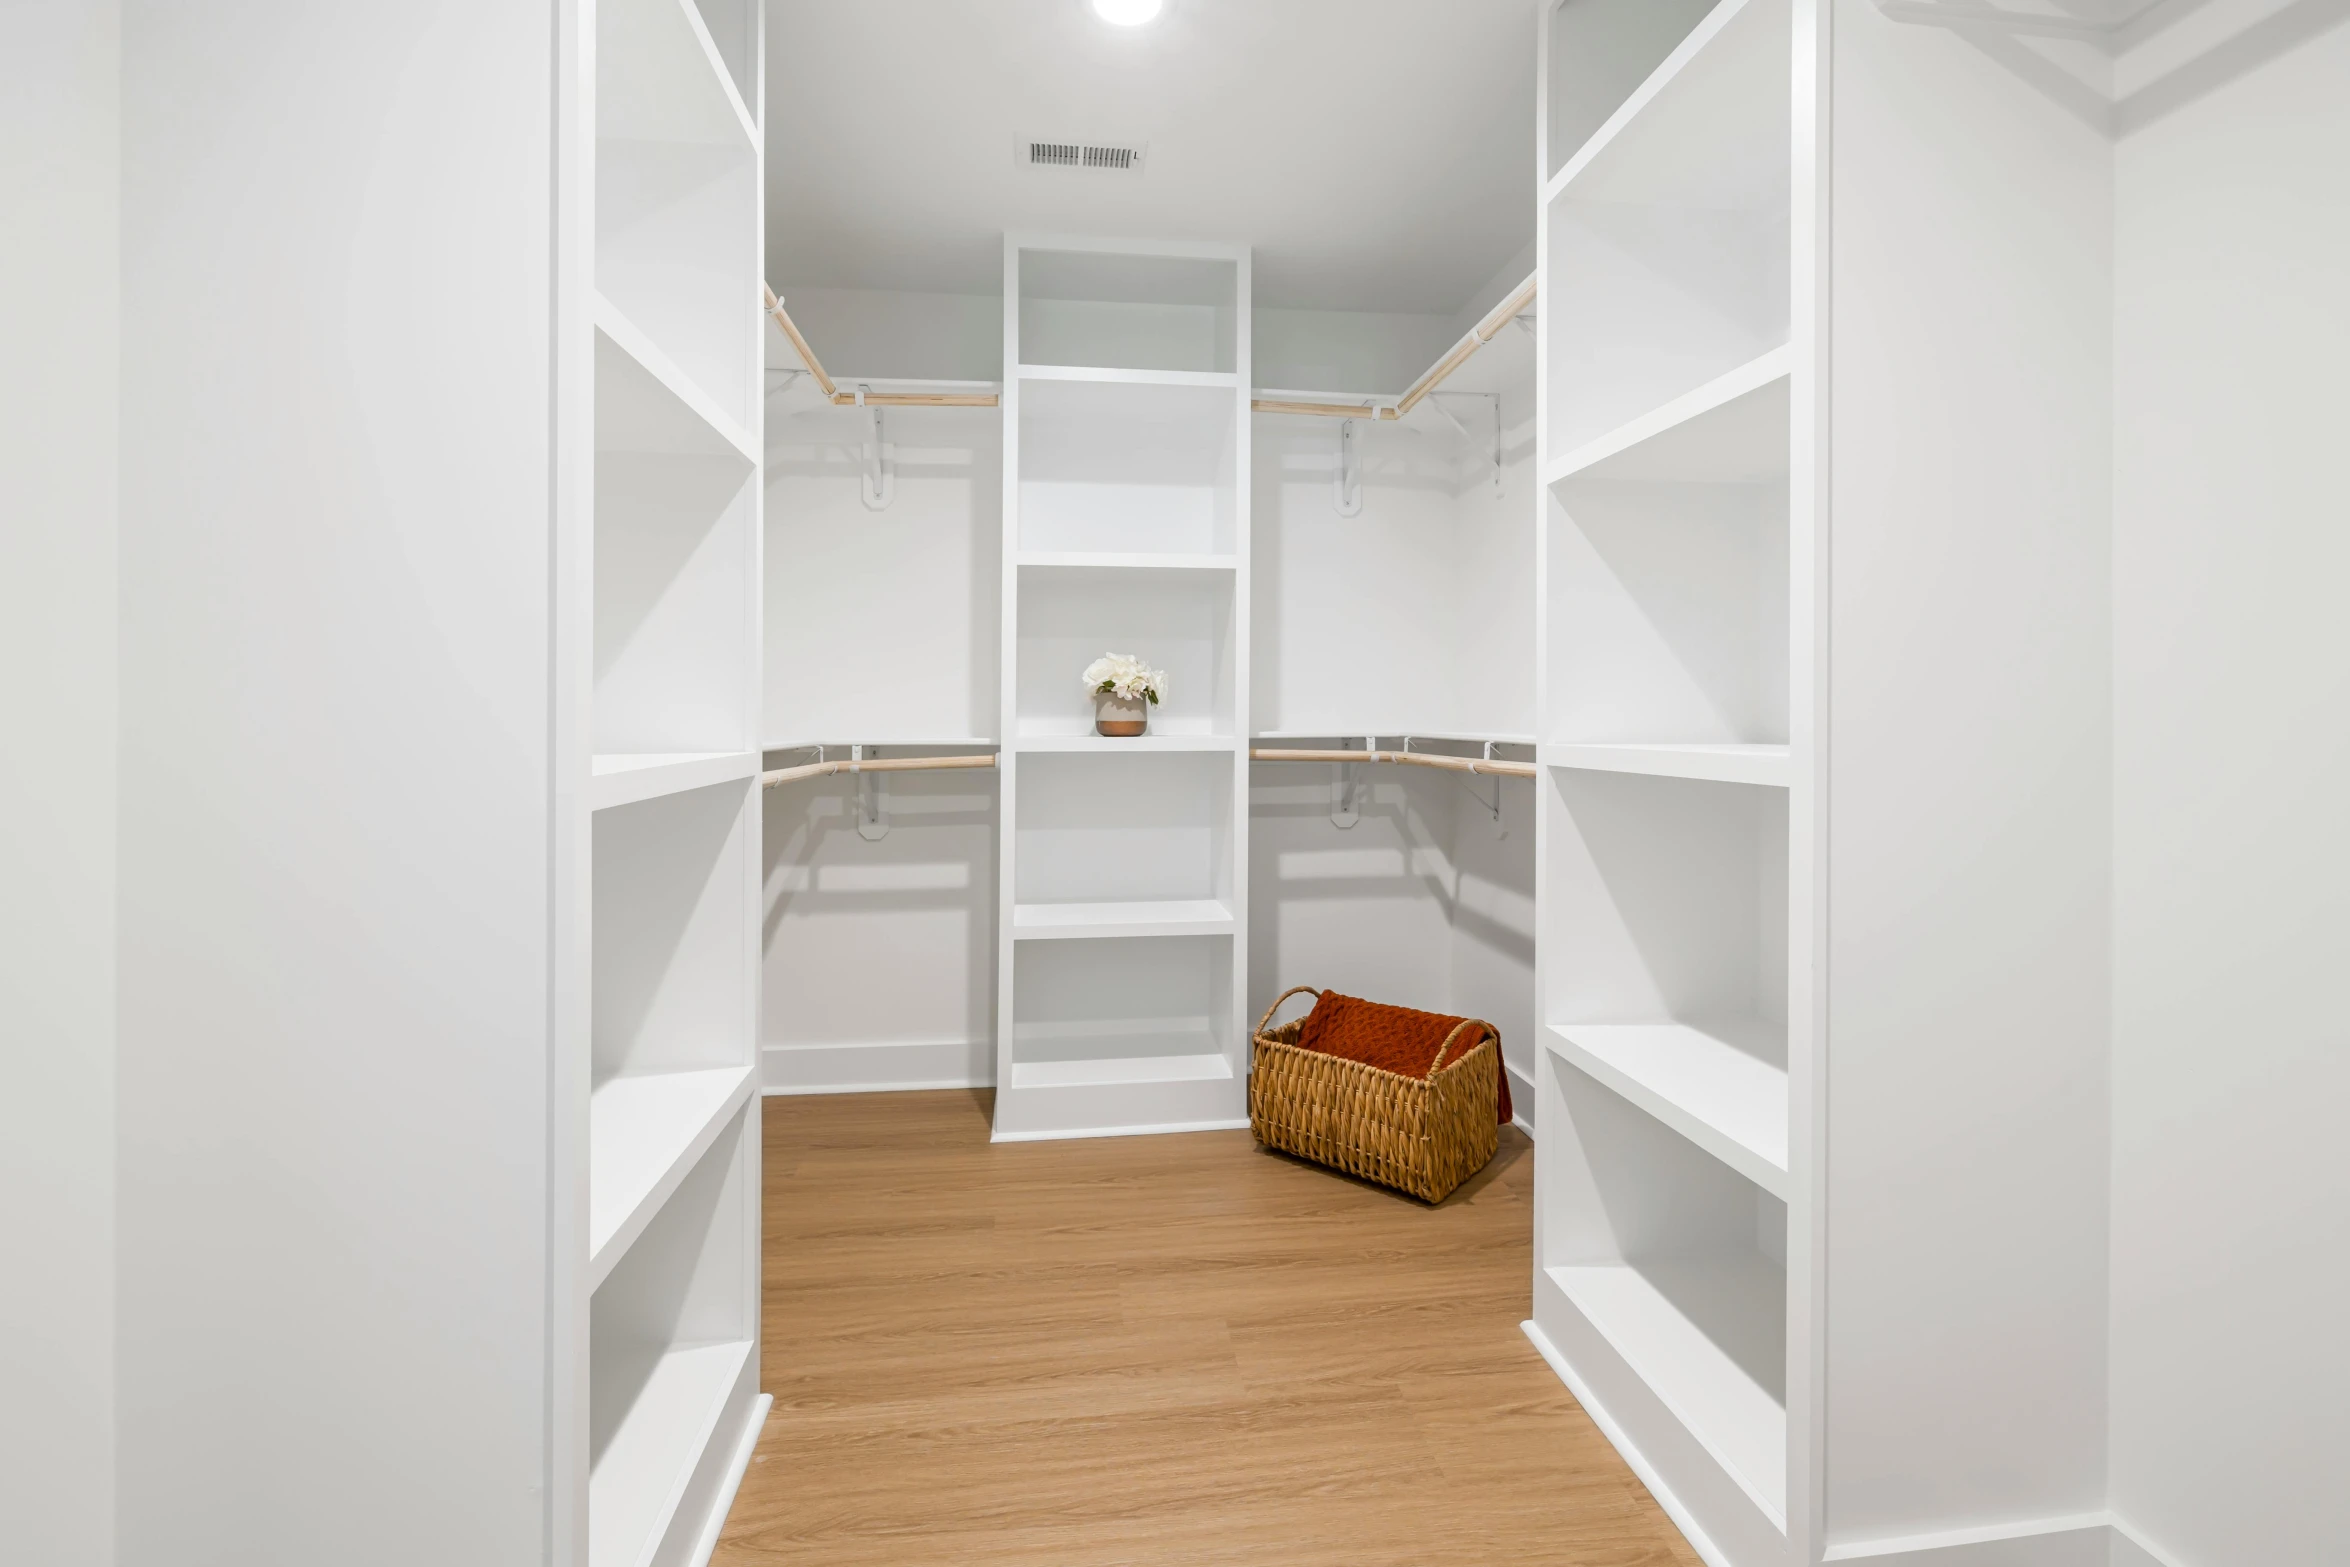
[1015,563,1235,739]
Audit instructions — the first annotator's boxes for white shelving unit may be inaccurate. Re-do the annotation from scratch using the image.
[994,236,1253,1141]
[1530,2,2129,1563]
[1532,2,1802,1563]
[575,0,769,1560]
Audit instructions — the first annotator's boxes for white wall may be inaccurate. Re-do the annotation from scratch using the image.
[1824,0,2116,1543]
[773,285,1001,382]
[0,6,118,1563]
[2109,16,2350,1564]
[114,5,558,1561]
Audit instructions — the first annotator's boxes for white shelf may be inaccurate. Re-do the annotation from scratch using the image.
[1017,364,1241,389]
[588,1337,755,1567]
[1016,551,1239,573]
[595,293,758,464]
[587,1065,756,1290]
[601,0,756,153]
[1547,1261,1787,1526]
[1545,0,1789,212]
[1545,346,1791,488]
[1254,728,1537,747]
[1011,898,1236,941]
[590,750,760,812]
[1008,1051,1234,1089]
[762,736,995,753]
[1544,743,1790,789]
[1547,1022,1789,1197]
[1017,732,1235,754]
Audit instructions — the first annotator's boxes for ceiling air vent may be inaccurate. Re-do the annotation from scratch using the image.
[1021,138,1148,176]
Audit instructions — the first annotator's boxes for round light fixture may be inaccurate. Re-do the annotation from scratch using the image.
[1092,0,1164,24]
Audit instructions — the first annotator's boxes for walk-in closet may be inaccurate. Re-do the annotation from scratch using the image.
[7,2,2345,1566]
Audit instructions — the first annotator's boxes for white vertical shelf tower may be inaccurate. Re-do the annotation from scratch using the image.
[994,236,1254,1142]
[1531,1,1809,1563]
[1530,1,2124,1563]
[572,1,769,1563]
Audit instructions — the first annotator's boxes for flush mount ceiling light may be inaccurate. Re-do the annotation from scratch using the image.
[1092,0,1164,24]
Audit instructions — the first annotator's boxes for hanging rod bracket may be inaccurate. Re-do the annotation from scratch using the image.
[1334,418,1364,518]
[856,385,893,511]
[853,744,889,840]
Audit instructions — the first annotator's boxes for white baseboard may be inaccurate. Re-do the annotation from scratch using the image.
[761,1037,991,1095]
[1507,1058,1535,1133]
[684,1391,770,1567]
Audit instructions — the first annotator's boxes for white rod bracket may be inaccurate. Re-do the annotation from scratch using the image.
[857,386,893,511]
[1333,418,1364,518]
[1431,392,1503,496]
[854,744,889,840]
[1330,736,1366,828]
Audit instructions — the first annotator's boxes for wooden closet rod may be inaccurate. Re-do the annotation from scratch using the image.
[763,285,1003,409]
[761,753,999,788]
[766,273,1533,421]
[1250,746,1537,780]
[1251,271,1537,421]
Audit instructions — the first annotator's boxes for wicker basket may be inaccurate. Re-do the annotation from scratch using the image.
[1248,986,1501,1204]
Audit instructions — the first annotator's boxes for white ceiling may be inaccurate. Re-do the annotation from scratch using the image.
[763,0,1540,315]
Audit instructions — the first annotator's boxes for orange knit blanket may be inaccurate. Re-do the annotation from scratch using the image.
[1294,990,1511,1124]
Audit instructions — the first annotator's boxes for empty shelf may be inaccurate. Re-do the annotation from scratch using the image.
[1016,551,1239,572]
[588,1337,754,1567]
[1545,743,1790,788]
[591,751,761,811]
[1016,733,1236,754]
[1547,1260,1786,1525]
[1547,1021,1788,1196]
[1010,899,1236,941]
[1545,346,1791,487]
[1017,364,1240,388]
[1545,0,1790,213]
[594,294,758,464]
[1008,1051,1235,1089]
[587,1065,755,1290]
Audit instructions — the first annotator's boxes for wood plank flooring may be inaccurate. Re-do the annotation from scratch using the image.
[714,1090,1700,1567]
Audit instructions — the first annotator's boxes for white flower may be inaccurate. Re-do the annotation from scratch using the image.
[1082,651,1167,704]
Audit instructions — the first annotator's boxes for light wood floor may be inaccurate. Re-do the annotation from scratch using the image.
[713,1090,1700,1567]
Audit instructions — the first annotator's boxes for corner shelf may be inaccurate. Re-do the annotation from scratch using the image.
[1545,743,1790,789]
[1546,1022,1789,1197]
[1011,898,1236,941]
[590,751,760,812]
[586,1064,757,1289]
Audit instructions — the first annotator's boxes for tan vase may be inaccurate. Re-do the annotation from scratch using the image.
[1094,691,1148,737]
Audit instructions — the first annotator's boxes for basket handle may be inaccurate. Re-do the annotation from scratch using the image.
[1427,1019,1494,1079]
[1253,985,1321,1037]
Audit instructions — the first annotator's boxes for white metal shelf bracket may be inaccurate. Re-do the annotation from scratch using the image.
[853,744,888,840]
[856,386,894,511]
[1430,391,1504,497]
[1334,418,1364,517]
[1330,736,1368,828]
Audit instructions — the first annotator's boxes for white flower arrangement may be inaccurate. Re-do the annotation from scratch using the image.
[1083,651,1167,706]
